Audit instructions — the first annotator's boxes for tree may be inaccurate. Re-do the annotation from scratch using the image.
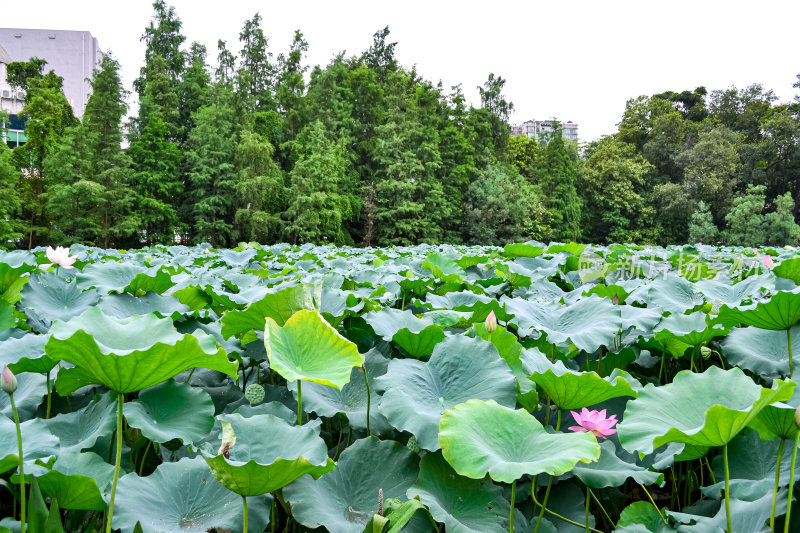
[0,141,23,248]
[651,182,693,244]
[764,192,800,246]
[237,12,274,112]
[276,30,309,140]
[725,184,767,246]
[478,73,513,158]
[134,0,186,99]
[5,57,47,93]
[541,127,581,241]
[688,201,718,244]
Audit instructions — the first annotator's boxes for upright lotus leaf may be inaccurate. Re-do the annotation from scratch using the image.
[113,457,271,533]
[0,300,12,331]
[0,372,45,421]
[123,379,214,444]
[408,451,510,533]
[220,283,318,341]
[1,332,54,374]
[710,429,795,485]
[421,253,466,280]
[46,307,237,395]
[292,348,392,432]
[471,323,538,409]
[0,262,34,305]
[571,440,664,488]
[19,274,100,324]
[748,385,800,440]
[503,296,622,352]
[362,307,445,358]
[529,367,638,410]
[583,283,631,304]
[615,501,675,533]
[627,276,703,315]
[721,324,800,379]
[203,412,333,496]
[24,450,114,510]
[617,366,794,455]
[774,256,800,285]
[123,267,175,295]
[265,309,363,389]
[717,291,800,330]
[652,311,730,358]
[45,392,116,451]
[438,399,601,483]
[284,437,420,533]
[375,336,517,451]
[0,416,59,474]
[502,243,544,258]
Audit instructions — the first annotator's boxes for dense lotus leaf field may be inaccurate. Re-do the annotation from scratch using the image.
[3,241,800,532]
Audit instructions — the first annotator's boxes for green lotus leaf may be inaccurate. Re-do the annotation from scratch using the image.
[494,263,531,287]
[615,501,674,533]
[98,292,190,319]
[0,300,12,331]
[571,440,663,488]
[220,283,318,341]
[284,437,420,533]
[438,399,601,483]
[650,311,730,358]
[0,262,34,305]
[47,307,237,394]
[123,267,175,295]
[123,379,214,444]
[361,498,429,533]
[76,262,149,293]
[204,412,333,496]
[24,450,113,510]
[45,392,117,451]
[292,348,392,432]
[114,456,271,533]
[583,283,631,304]
[627,276,703,315]
[717,291,800,330]
[0,332,54,374]
[530,367,638,410]
[471,323,538,410]
[0,372,45,421]
[0,416,58,474]
[748,385,800,440]
[19,274,100,324]
[375,336,517,451]
[774,257,800,285]
[26,475,66,533]
[721,324,800,379]
[502,243,544,258]
[421,253,466,280]
[363,307,445,358]
[407,451,510,533]
[711,429,794,485]
[617,366,794,455]
[695,276,773,307]
[265,309,363,389]
[503,296,622,352]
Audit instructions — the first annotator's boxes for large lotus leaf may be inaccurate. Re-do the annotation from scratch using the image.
[471,323,538,409]
[0,262,34,305]
[98,292,190,319]
[0,372,45,421]
[407,451,510,533]
[529,368,638,410]
[774,257,800,285]
[503,296,622,352]
[0,416,59,474]
[204,412,333,496]
[620,305,664,335]
[502,243,544,258]
[123,267,175,295]
[617,366,794,455]
[695,275,773,307]
[24,450,113,510]
[47,307,237,394]
[710,428,794,485]
[571,440,663,488]
[113,456,270,533]
[615,501,675,533]
[265,309,363,389]
[422,253,466,280]
[76,262,148,293]
[652,311,730,357]
[291,348,392,432]
[284,437,420,533]
[438,399,601,483]
[362,307,445,358]
[627,276,703,315]
[123,379,214,444]
[45,392,116,451]
[19,274,100,324]
[220,283,318,341]
[717,290,800,330]
[375,336,517,451]
[721,324,800,379]
[0,332,54,374]
[748,385,800,440]
[0,300,12,331]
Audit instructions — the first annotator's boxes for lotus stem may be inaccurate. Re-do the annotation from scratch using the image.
[534,411,562,533]
[510,478,516,533]
[106,392,124,533]
[45,370,51,419]
[588,488,613,530]
[10,392,25,533]
[532,485,604,533]
[724,443,732,533]
[640,483,667,525]
[242,495,248,533]
[771,437,786,532]
[788,329,794,378]
[296,380,303,426]
[363,365,371,436]
[585,485,590,533]
[784,432,800,533]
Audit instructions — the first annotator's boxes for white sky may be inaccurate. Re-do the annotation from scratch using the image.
[4,0,800,142]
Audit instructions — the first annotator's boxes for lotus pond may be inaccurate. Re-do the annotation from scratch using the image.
[2,241,800,533]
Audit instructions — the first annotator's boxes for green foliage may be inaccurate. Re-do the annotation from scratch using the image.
[688,200,719,244]
[541,129,581,241]
[725,184,767,246]
[765,192,800,246]
[0,144,23,248]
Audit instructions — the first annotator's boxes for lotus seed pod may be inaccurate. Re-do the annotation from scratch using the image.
[485,310,497,333]
[795,406,800,430]
[406,435,421,454]
[1,365,17,394]
[245,383,265,406]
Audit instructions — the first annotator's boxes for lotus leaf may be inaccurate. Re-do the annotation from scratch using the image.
[0,416,58,474]
[220,283,318,341]
[571,440,663,488]
[717,291,800,330]
[529,367,638,410]
[362,307,445,358]
[24,450,113,510]
[721,324,800,379]
[45,392,117,451]
[20,274,100,324]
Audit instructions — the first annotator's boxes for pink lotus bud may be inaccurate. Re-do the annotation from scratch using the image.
[485,310,497,332]
[764,254,774,269]
[612,295,619,305]
[1,365,17,394]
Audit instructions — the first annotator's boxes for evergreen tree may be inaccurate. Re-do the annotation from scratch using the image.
[765,192,800,246]
[134,0,186,100]
[237,13,274,112]
[541,128,581,242]
[688,201,719,244]
[276,30,309,140]
[234,131,286,243]
[478,73,513,158]
[725,184,767,246]
[0,140,23,249]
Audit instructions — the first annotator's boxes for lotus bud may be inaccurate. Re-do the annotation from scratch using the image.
[485,310,498,333]
[612,294,619,305]
[794,405,800,430]
[700,346,712,360]
[1,365,17,394]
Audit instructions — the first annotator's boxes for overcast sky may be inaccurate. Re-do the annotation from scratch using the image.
[4,0,800,142]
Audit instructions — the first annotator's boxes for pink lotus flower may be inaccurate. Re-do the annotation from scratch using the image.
[40,246,77,269]
[485,310,497,332]
[764,254,774,269]
[568,408,618,439]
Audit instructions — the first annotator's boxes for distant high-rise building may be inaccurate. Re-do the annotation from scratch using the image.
[0,28,101,147]
[511,119,578,144]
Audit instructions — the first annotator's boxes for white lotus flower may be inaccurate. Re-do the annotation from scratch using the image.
[40,246,77,269]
